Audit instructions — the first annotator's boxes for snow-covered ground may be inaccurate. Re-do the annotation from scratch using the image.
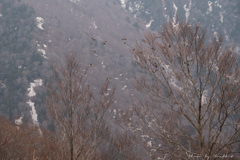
[120,0,127,9]
[206,1,213,14]
[36,17,44,30]
[92,21,97,29]
[70,0,80,4]
[27,79,43,134]
[184,0,192,21]
[27,79,43,97]
[122,85,127,90]
[38,49,48,59]
[220,12,223,23]
[15,116,23,125]
[146,19,154,28]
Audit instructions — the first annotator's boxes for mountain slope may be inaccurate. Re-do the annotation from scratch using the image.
[0,0,150,124]
[122,0,240,45]
[0,0,44,119]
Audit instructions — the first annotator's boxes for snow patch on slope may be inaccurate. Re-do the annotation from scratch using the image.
[220,12,223,23]
[127,1,144,18]
[27,100,42,134]
[36,17,44,30]
[215,0,222,8]
[184,0,192,21]
[27,79,43,134]
[214,32,219,41]
[122,85,127,90]
[173,2,178,23]
[70,0,80,4]
[92,21,97,29]
[146,19,154,28]
[38,49,48,59]
[201,90,208,105]
[15,116,23,125]
[206,1,213,14]
[120,0,127,9]
[28,79,43,97]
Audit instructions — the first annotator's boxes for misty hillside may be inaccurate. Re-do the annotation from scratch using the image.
[0,0,149,123]
[0,0,240,159]
[0,0,239,129]
[121,0,240,45]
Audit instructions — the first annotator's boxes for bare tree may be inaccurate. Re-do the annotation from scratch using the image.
[45,52,116,160]
[121,19,240,159]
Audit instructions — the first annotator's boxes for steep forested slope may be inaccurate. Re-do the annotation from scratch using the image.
[0,0,44,118]
[121,0,240,45]
[0,0,149,124]
[1,0,239,126]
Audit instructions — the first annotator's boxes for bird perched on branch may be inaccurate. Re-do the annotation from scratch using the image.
[89,64,92,67]
[142,39,146,43]
[123,42,127,44]
[103,41,107,45]
[132,48,135,51]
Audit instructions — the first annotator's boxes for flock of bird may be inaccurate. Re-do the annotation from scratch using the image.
[88,37,129,83]
[87,35,166,83]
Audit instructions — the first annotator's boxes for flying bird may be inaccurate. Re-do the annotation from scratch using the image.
[89,42,93,45]
[91,38,96,41]
[123,42,127,44]
[153,62,157,68]
[93,50,96,53]
[184,59,193,66]
[106,77,111,82]
[89,64,92,67]
[103,41,107,45]
[122,38,127,40]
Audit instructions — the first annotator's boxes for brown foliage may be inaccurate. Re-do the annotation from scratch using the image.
[0,117,61,160]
